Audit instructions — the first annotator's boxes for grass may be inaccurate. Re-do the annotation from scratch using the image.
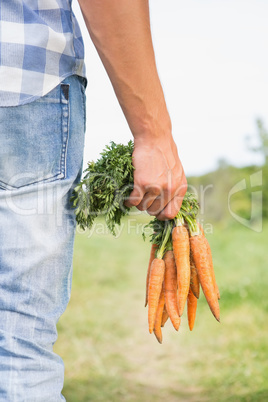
[54,215,268,402]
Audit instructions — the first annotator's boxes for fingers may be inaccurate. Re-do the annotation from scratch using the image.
[124,186,144,209]
[147,176,187,220]
[156,182,187,220]
[136,187,161,211]
[146,185,175,216]
[124,136,187,219]
[125,172,187,219]
[124,186,161,210]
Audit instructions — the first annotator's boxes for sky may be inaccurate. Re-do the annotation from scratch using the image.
[72,0,268,176]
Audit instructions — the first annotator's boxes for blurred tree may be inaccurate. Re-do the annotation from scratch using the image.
[217,157,229,170]
[188,118,268,225]
[246,118,268,166]
[246,118,268,219]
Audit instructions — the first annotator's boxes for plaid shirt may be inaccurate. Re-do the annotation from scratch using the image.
[0,0,86,107]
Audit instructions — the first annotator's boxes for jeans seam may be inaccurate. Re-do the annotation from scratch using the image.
[60,84,70,180]
[80,81,86,134]
[0,173,65,191]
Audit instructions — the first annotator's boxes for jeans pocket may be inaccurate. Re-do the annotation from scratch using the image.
[0,82,70,190]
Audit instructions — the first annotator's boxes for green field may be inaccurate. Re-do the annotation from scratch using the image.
[54,216,268,402]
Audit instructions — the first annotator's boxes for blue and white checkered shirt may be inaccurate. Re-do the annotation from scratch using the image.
[0,0,86,107]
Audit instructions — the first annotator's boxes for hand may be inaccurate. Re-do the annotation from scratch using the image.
[125,135,187,220]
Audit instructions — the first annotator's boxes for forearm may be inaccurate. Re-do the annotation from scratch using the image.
[78,0,187,219]
[78,0,171,143]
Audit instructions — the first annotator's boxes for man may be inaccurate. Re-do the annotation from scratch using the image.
[0,0,186,399]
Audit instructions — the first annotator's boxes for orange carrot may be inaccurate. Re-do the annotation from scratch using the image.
[190,234,220,322]
[198,223,220,299]
[161,306,169,327]
[190,253,200,299]
[163,250,181,331]
[172,225,190,316]
[198,222,205,236]
[148,258,165,333]
[153,287,165,343]
[197,223,221,300]
[205,238,220,300]
[145,243,158,307]
[187,287,198,331]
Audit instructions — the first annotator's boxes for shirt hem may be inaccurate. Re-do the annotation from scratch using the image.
[0,70,87,108]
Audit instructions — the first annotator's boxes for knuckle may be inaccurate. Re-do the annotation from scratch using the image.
[164,211,177,220]
[130,199,142,207]
[170,182,179,195]
[161,181,169,193]
[127,195,142,207]
[178,178,187,196]
[136,203,146,211]
[182,176,188,188]
[183,184,188,196]
[147,209,157,217]
[137,178,147,189]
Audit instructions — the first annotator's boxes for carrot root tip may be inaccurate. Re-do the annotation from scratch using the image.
[213,314,220,323]
[153,331,162,344]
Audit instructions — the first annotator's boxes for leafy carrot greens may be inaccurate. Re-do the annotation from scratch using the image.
[71,141,134,235]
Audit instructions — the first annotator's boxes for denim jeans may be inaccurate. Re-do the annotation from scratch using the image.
[0,75,86,401]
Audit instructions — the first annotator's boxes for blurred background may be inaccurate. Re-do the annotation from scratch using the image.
[73,0,268,176]
[54,1,268,401]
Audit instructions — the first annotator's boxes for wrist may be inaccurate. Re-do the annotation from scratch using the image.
[131,108,172,145]
[133,120,173,147]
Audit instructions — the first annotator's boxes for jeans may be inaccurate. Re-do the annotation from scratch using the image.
[0,75,86,401]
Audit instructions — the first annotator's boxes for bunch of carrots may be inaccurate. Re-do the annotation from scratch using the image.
[71,142,221,343]
[144,195,220,343]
